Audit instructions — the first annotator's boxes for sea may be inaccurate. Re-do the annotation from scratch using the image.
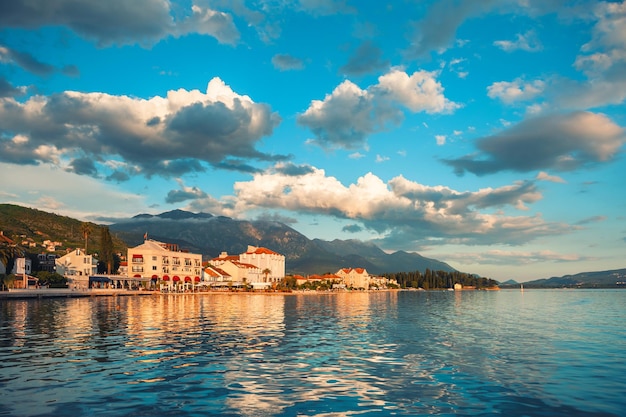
[0,289,624,417]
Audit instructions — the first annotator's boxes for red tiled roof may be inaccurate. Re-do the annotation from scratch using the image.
[0,232,15,245]
[232,261,259,269]
[212,255,239,262]
[246,247,279,255]
[213,267,231,277]
[204,266,232,278]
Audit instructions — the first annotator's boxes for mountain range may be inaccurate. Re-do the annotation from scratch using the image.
[108,209,455,275]
[0,204,456,276]
[2,204,624,285]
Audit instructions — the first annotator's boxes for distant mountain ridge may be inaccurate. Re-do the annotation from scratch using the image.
[502,269,626,288]
[109,209,456,275]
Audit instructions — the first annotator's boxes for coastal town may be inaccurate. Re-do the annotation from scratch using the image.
[1,231,399,295]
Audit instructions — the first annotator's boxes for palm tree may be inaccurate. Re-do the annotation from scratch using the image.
[80,223,92,253]
[262,268,271,283]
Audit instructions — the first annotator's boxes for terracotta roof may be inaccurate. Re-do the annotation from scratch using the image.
[212,255,239,262]
[232,261,259,270]
[339,267,367,275]
[204,266,232,278]
[0,232,15,245]
[213,266,231,277]
[245,246,279,255]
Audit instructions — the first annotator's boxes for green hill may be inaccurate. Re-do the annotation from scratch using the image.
[0,203,127,256]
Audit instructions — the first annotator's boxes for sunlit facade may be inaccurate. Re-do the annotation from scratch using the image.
[56,249,98,289]
[127,239,202,290]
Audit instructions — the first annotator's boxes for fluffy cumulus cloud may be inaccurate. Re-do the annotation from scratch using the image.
[443,111,625,176]
[0,0,239,46]
[487,78,545,104]
[0,77,283,178]
[298,69,458,149]
[231,166,569,248]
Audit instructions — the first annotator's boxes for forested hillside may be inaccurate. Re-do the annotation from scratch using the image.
[0,204,127,255]
[383,269,499,289]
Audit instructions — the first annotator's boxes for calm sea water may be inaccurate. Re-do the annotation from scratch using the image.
[1,290,624,417]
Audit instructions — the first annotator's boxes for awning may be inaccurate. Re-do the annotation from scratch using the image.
[184,276,191,282]
[134,274,141,278]
[194,276,201,282]
[173,276,180,282]
[162,275,170,281]
[89,276,111,283]
[132,254,143,258]
[151,275,158,280]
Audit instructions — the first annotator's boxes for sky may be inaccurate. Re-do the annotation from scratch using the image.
[0,0,625,282]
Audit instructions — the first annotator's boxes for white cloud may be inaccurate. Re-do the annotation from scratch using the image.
[375,154,390,163]
[231,167,567,248]
[557,1,626,108]
[487,78,545,103]
[536,171,566,183]
[493,30,543,52]
[0,77,282,177]
[375,69,460,113]
[435,135,447,145]
[444,111,625,175]
[297,69,458,150]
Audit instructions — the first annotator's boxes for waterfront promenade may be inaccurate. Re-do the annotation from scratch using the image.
[0,288,157,299]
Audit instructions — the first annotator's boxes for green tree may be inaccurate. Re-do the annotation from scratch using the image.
[99,226,115,274]
[36,271,67,288]
[80,223,93,253]
[3,273,16,289]
[262,268,271,282]
[0,243,21,277]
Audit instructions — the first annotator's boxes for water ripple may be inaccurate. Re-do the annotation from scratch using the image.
[0,290,625,416]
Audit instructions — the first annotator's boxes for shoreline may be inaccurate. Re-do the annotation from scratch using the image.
[0,286,513,300]
[0,288,405,299]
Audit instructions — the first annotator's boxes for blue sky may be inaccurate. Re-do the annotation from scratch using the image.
[1,0,625,282]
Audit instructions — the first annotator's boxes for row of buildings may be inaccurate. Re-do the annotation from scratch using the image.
[4,236,395,291]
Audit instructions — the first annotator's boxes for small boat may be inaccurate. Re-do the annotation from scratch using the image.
[521,283,524,292]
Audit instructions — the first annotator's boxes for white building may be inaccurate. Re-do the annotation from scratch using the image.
[240,245,285,283]
[202,265,233,286]
[336,267,370,290]
[210,245,285,289]
[127,239,202,290]
[56,249,98,289]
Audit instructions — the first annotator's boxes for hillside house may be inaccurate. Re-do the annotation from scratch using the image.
[336,267,370,290]
[56,249,98,289]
